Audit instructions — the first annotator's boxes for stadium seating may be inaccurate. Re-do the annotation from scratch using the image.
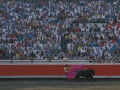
[0,0,120,63]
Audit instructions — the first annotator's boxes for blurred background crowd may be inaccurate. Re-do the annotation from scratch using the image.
[0,0,120,63]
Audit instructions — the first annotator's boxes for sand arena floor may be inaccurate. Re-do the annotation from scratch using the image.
[0,78,120,90]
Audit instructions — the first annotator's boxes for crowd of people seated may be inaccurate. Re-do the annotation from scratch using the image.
[0,0,120,63]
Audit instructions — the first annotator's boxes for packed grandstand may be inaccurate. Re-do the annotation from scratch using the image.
[0,0,120,63]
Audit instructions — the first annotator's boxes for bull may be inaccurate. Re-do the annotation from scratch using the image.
[75,69,96,82]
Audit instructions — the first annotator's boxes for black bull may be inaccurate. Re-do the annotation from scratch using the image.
[75,69,96,82]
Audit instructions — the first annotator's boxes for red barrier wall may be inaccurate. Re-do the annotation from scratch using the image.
[0,64,120,76]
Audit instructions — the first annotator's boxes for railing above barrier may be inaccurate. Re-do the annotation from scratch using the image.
[0,59,119,64]
[0,59,90,64]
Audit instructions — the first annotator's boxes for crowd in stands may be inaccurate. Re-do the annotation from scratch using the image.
[0,0,120,63]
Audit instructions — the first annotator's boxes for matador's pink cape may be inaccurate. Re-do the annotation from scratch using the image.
[67,64,84,79]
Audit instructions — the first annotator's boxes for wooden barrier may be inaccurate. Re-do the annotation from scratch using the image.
[0,64,120,77]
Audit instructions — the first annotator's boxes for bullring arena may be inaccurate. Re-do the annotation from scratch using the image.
[0,60,120,90]
[0,78,120,90]
[0,0,120,90]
